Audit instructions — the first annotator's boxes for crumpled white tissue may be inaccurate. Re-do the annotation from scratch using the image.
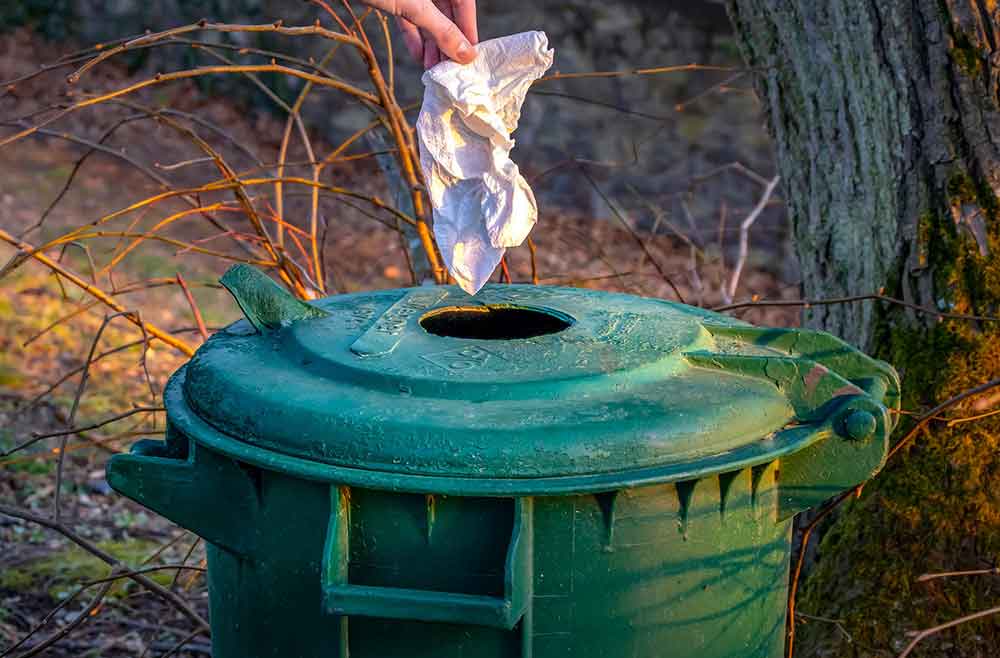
[416,31,554,294]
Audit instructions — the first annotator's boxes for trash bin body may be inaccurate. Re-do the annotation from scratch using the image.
[108,266,899,658]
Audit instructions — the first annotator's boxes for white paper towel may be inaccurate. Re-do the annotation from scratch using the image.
[416,31,554,294]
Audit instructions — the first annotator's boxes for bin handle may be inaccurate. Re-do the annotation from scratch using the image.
[321,489,532,630]
[106,430,258,556]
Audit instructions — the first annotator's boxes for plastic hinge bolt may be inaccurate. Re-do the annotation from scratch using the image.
[841,409,878,441]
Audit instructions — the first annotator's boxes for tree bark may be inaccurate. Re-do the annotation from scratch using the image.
[728,1,1000,655]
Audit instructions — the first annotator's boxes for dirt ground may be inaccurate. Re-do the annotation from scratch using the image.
[0,27,800,657]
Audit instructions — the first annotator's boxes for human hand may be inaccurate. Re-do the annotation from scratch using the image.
[360,0,478,68]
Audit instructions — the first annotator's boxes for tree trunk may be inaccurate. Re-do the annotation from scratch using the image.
[727,1,1000,655]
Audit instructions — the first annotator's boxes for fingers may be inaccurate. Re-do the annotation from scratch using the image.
[405,0,474,64]
[424,39,442,68]
[367,0,475,65]
[394,15,424,62]
[424,0,449,67]
[450,0,477,46]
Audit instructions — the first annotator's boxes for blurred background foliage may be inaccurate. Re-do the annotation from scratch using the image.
[1,0,777,255]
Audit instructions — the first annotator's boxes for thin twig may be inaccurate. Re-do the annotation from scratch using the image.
[888,377,1000,460]
[788,375,1000,657]
[100,203,240,276]
[23,339,146,411]
[82,564,207,587]
[674,72,748,112]
[898,605,1000,657]
[54,312,132,521]
[627,184,704,253]
[170,537,204,592]
[6,582,114,658]
[1,430,153,465]
[46,231,274,265]
[713,294,1000,323]
[688,161,774,188]
[3,406,163,457]
[21,299,100,348]
[3,116,263,264]
[537,63,743,82]
[1,64,378,150]
[67,21,364,82]
[945,407,1000,426]
[158,628,208,658]
[577,166,686,302]
[540,271,638,286]
[35,407,164,441]
[0,229,195,356]
[176,273,209,341]
[725,175,780,302]
[17,115,148,239]
[0,573,98,658]
[275,44,340,253]
[528,89,672,121]
[0,565,206,658]
[0,504,209,631]
[917,567,1000,582]
[526,237,539,285]
[140,531,191,567]
[786,487,857,658]
[794,612,854,644]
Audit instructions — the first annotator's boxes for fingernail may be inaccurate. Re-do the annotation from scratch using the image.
[456,40,475,63]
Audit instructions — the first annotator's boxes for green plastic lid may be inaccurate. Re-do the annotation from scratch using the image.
[167,266,898,495]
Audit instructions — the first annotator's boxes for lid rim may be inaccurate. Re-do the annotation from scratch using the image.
[166,367,838,496]
[173,283,897,491]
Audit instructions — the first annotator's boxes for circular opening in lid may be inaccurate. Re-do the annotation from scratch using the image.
[420,305,573,340]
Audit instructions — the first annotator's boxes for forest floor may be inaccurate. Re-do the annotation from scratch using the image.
[0,28,798,657]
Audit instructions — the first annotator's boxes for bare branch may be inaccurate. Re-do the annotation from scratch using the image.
[898,605,1000,658]
[537,63,744,83]
[713,293,1000,323]
[577,165,686,302]
[4,582,114,658]
[67,21,364,82]
[176,273,209,341]
[0,504,210,631]
[725,175,780,303]
[917,567,1000,582]
[2,407,163,458]
[887,377,1000,461]
[1,64,378,149]
[0,228,196,356]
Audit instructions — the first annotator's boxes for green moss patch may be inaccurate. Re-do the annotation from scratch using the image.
[0,538,173,600]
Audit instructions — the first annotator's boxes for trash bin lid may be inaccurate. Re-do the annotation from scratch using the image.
[172,268,898,494]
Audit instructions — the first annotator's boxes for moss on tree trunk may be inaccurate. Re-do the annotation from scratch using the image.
[727,0,1000,655]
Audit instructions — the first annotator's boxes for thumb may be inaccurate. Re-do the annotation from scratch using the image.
[370,0,476,64]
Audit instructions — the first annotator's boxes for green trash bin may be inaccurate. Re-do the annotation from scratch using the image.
[107,264,899,658]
